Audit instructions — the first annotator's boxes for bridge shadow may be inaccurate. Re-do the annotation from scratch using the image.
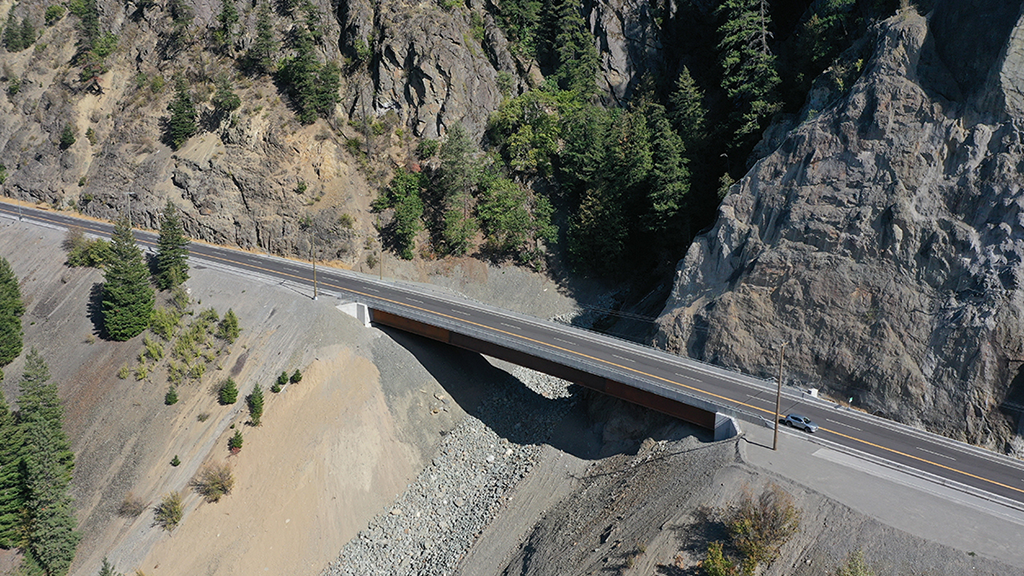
[378,327,711,461]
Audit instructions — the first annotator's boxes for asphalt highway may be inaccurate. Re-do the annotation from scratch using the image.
[4,200,1024,511]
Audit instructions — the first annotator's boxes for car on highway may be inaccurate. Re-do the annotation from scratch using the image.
[782,414,818,433]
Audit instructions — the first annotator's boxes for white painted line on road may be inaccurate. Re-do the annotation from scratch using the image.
[826,418,862,432]
[612,354,635,363]
[675,372,700,382]
[407,297,424,304]
[450,309,471,317]
[364,286,379,293]
[916,446,956,461]
[500,322,517,329]
[554,337,574,345]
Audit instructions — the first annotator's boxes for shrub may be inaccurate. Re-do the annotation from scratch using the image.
[217,309,240,342]
[117,493,146,517]
[164,386,178,405]
[193,462,234,502]
[150,306,180,340]
[218,378,238,404]
[64,227,112,267]
[59,125,76,149]
[834,550,874,576]
[289,369,302,383]
[143,335,164,360]
[196,412,210,422]
[45,5,66,25]
[134,362,148,381]
[189,361,206,380]
[276,371,289,387]
[117,364,129,379]
[727,484,800,570]
[153,491,183,531]
[227,430,243,454]
[170,455,180,467]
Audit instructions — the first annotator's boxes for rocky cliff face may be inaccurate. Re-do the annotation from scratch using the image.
[656,2,1024,454]
[0,0,661,262]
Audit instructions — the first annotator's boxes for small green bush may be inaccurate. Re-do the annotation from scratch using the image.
[144,335,164,360]
[289,369,302,383]
[117,364,129,379]
[117,493,146,517]
[45,5,66,25]
[192,462,234,501]
[218,378,238,404]
[170,455,180,467]
[153,491,183,531]
[164,386,178,405]
[59,125,76,149]
[217,309,240,343]
[276,371,289,387]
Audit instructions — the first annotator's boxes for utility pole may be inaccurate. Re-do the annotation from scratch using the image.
[772,342,787,451]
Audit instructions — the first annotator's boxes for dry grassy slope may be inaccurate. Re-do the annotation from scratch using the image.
[0,217,518,576]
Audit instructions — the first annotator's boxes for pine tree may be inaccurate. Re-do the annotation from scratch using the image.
[218,378,238,405]
[164,386,178,406]
[540,0,598,96]
[247,0,277,75]
[98,557,124,576]
[166,81,197,150]
[214,0,239,51]
[668,67,708,153]
[0,257,24,367]
[3,19,23,52]
[246,384,264,426]
[228,429,243,453]
[211,75,241,114]
[19,17,35,49]
[717,0,781,146]
[102,216,155,341]
[436,123,478,256]
[17,350,80,574]
[645,103,690,236]
[155,200,190,290]
[0,390,23,548]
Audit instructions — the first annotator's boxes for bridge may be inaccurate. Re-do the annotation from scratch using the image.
[3,199,1024,514]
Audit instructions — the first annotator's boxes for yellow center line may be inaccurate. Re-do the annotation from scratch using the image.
[8,204,1023,498]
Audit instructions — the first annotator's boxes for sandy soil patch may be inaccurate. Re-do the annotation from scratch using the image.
[139,348,417,576]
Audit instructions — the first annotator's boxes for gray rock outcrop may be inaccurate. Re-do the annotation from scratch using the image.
[656,2,1024,454]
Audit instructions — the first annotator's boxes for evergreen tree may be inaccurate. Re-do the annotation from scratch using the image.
[435,123,478,256]
[164,386,178,406]
[18,350,80,574]
[102,216,155,341]
[279,27,320,124]
[313,62,340,118]
[668,67,708,153]
[246,384,264,426]
[211,75,242,114]
[155,200,190,290]
[496,0,542,53]
[218,378,238,405]
[247,1,278,75]
[98,557,124,576]
[374,169,425,260]
[166,80,197,150]
[477,177,532,256]
[0,390,22,549]
[69,0,100,44]
[19,17,35,49]
[214,0,239,50]
[3,19,24,52]
[645,103,690,237]
[716,0,781,146]
[540,0,598,96]
[228,429,243,452]
[60,125,76,149]
[0,257,24,367]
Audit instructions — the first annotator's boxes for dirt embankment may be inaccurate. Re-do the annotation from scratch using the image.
[0,216,583,576]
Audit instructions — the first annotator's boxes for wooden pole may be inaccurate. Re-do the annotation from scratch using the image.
[773,342,787,451]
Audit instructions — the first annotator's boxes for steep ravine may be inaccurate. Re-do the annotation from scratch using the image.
[656,2,1024,454]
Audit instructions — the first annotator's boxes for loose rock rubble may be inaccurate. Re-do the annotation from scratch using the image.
[322,367,574,576]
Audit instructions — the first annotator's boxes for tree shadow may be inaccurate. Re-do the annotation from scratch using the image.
[87,282,107,340]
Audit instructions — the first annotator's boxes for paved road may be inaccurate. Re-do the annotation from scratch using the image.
[4,200,1024,511]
